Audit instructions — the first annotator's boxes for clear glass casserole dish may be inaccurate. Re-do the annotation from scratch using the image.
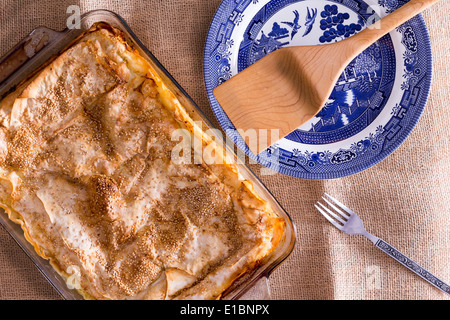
[0,9,296,300]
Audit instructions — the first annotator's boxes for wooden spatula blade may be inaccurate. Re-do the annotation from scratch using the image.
[213,46,335,154]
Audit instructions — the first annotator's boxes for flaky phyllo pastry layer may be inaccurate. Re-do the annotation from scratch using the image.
[0,23,285,299]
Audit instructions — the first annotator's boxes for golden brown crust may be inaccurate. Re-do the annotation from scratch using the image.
[0,23,284,300]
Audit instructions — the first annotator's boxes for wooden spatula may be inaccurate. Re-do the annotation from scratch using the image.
[213,0,439,154]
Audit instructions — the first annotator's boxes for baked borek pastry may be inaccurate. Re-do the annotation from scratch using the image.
[0,23,285,299]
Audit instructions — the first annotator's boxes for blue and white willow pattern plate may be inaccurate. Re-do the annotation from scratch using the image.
[204,0,432,179]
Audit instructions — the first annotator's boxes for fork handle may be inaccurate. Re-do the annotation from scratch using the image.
[374,238,450,296]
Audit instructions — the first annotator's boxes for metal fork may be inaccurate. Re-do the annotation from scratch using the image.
[315,193,450,297]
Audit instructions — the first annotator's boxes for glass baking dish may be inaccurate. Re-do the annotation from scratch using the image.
[0,9,296,300]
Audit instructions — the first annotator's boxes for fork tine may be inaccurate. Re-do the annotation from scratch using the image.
[317,202,347,224]
[324,193,356,216]
[322,196,350,218]
[314,204,343,230]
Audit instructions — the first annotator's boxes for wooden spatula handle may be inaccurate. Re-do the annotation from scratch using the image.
[343,0,440,60]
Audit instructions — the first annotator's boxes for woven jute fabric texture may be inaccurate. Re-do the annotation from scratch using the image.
[0,0,448,300]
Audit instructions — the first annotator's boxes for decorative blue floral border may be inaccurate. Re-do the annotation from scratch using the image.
[204,0,432,179]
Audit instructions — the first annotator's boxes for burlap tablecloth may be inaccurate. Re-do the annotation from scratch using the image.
[0,0,448,300]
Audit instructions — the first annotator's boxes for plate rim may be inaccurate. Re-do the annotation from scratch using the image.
[203,0,433,179]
